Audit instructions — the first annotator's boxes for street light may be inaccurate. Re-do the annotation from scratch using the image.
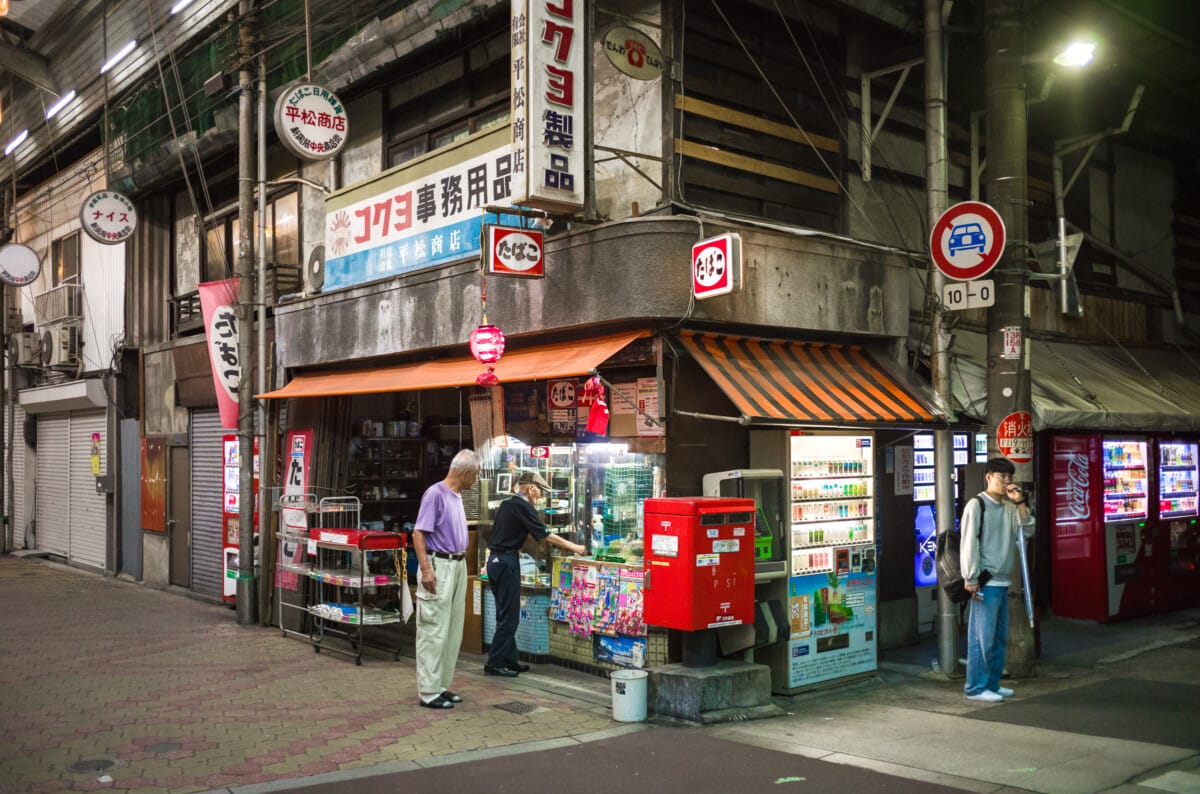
[1054,41,1096,67]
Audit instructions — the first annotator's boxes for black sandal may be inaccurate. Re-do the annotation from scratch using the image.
[441,690,462,703]
[419,695,454,709]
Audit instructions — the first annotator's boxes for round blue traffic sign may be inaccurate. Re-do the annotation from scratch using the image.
[930,201,1006,281]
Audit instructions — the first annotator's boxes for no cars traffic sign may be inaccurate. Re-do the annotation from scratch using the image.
[930,201,1005,281]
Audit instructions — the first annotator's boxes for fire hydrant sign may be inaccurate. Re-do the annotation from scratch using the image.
[930,201,1005,281]
[692,233,743,300]
[997,411,1033,464]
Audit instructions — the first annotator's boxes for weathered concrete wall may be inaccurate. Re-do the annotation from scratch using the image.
[274,216,912,369]
[142,349,189,436]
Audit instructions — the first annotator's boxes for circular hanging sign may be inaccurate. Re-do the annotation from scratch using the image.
[602,25,665,81]
[930,200,1006,281]
[274,83,348,161]
[0,243,42,286]
[997,410,1034,465]
[80,190,138,244]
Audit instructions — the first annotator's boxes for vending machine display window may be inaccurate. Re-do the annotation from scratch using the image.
[1102,440,1149,523]
[1159,441,1198,519]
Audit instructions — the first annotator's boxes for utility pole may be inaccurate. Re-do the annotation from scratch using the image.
[924,0,957,676]
[235,0,259,626]
[984,0,1034,674]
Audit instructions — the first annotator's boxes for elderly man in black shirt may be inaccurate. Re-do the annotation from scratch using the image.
[484,470,586,676]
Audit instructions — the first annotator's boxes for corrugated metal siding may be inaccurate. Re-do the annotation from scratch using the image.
[190,410,225,599]
[68,411,108,571]
[126,194,172,347]
[35,415,70,557]
[79,238,127,374]
[8,406,29,549]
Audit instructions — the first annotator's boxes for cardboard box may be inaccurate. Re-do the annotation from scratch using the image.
[460,575,484,655]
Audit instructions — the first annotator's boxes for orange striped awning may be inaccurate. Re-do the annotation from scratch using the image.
[258,330,647,400]
[679,331,942,425]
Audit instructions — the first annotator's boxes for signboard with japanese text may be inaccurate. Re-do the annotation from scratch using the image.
[278,429,313,591]
[894,446,914,495]
[273,83,348,161]
[0,243,41,286]
[602,25,664,81]
[548,379,577,435]
[198,279,240,429]
[486,224,545,277]
[787,563,877,688]
[80,190,137,245]
[692,233,743,300]
[323,127,516,291]
[511,0,587,213]
[997,411,1034,465]
[636,377,663,437]
[1002,326,1023,360]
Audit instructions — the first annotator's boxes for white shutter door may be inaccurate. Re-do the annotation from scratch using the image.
[35,414,70,557]
[190,410,225,599]
[8,406,28,548]
[68,411,108,570]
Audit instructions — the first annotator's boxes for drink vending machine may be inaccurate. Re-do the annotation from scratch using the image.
[1049,434,1194,621]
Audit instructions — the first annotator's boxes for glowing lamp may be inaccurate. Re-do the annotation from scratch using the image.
[469,323,506,386]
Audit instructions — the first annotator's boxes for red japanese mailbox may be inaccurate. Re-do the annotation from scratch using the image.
[643,497,757,631]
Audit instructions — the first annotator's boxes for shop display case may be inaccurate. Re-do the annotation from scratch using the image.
[1103,439,1149,522]
[346,436,428,530]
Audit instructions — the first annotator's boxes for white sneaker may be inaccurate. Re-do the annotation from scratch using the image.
[993,686,1015,697]
[965,690,1004,703]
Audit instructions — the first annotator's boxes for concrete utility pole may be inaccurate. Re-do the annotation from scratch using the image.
[235,0,259,626]
[924,0,958,676]
[984,0,1034,674]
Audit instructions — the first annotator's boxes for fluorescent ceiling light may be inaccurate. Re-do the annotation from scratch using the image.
[5,129,29,157]
[46,89,77,119]
[1054,42,1096,68]
[100,40,137,74]
[171,0,196,13]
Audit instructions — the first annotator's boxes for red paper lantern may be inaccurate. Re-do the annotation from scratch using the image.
[469,323,506,386]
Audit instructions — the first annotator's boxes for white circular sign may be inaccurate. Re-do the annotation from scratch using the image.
[0,243,42,286]
[602,25,665,81]
[80,190,138,245]
[274,83,348,161]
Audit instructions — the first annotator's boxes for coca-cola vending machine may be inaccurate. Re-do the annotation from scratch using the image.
[1051,434,1156,621]
[1156,438,1200,612]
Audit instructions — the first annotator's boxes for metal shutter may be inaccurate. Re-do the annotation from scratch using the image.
[8,405,29,549]
[190,410,225,599]
[68,411,108,570]
[35,414,70,558]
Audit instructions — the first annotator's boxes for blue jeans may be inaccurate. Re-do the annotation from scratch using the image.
[964,585,1009,696]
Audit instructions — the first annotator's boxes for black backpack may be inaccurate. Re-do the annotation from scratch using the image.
[936,494,987,603]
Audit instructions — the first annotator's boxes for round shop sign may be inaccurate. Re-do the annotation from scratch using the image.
[0,243,42,286]
[997,410,1034,465]
[602,25,665,81]
[930,200,1006,281]
[80,190,138,245]
[274,83,348,161]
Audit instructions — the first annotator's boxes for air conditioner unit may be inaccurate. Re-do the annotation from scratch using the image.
[42,323,82,370]
[9,332,41,367]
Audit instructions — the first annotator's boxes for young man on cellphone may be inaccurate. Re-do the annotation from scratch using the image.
[960,457,1034,703]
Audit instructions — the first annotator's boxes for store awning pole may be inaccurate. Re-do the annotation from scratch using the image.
[672,409,751,426]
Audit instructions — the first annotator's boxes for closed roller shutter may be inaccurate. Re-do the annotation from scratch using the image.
[68,411,108,571]
[190,410,225,599]
[9,405,29,549]
[35,414,70,558]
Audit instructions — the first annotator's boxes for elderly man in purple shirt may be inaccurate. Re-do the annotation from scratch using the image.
[412,448,481,709]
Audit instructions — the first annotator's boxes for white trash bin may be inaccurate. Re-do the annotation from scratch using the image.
[610,669,648,722]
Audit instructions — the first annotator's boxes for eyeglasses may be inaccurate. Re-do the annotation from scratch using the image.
[990,472,1013,482]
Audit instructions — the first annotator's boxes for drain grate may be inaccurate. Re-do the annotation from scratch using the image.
[494,701,538,715]
[146,742,182,753]
[67,759,115,774]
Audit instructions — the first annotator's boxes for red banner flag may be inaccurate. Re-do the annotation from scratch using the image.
[198,279,241,429]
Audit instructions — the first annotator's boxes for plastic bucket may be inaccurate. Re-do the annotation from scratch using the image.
[610,669,648,722]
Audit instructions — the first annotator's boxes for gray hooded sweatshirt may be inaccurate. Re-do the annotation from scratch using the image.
[959,491,1035,588]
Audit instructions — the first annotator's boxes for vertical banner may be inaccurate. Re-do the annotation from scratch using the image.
[198,278,241,429]
[511,0,587,213]
[278,429,313,591]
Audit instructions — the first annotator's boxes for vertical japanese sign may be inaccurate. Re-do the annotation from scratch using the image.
[548,379,577,435]
[198,279,240,429]
[997,411,1034,465]
[278,429,313,592]
[511,0,586,213]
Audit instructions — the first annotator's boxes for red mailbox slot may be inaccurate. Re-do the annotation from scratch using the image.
[643,497,757,631]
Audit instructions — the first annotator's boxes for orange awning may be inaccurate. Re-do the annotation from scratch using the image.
[259,330,648,400]
[679,331,943,425]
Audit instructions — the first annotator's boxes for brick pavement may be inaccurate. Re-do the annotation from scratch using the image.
[0,556,617,793]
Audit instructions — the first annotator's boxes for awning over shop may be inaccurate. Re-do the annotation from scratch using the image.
[678,331,944,425]
[258,330,648,400]
[943,328,1200,431]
